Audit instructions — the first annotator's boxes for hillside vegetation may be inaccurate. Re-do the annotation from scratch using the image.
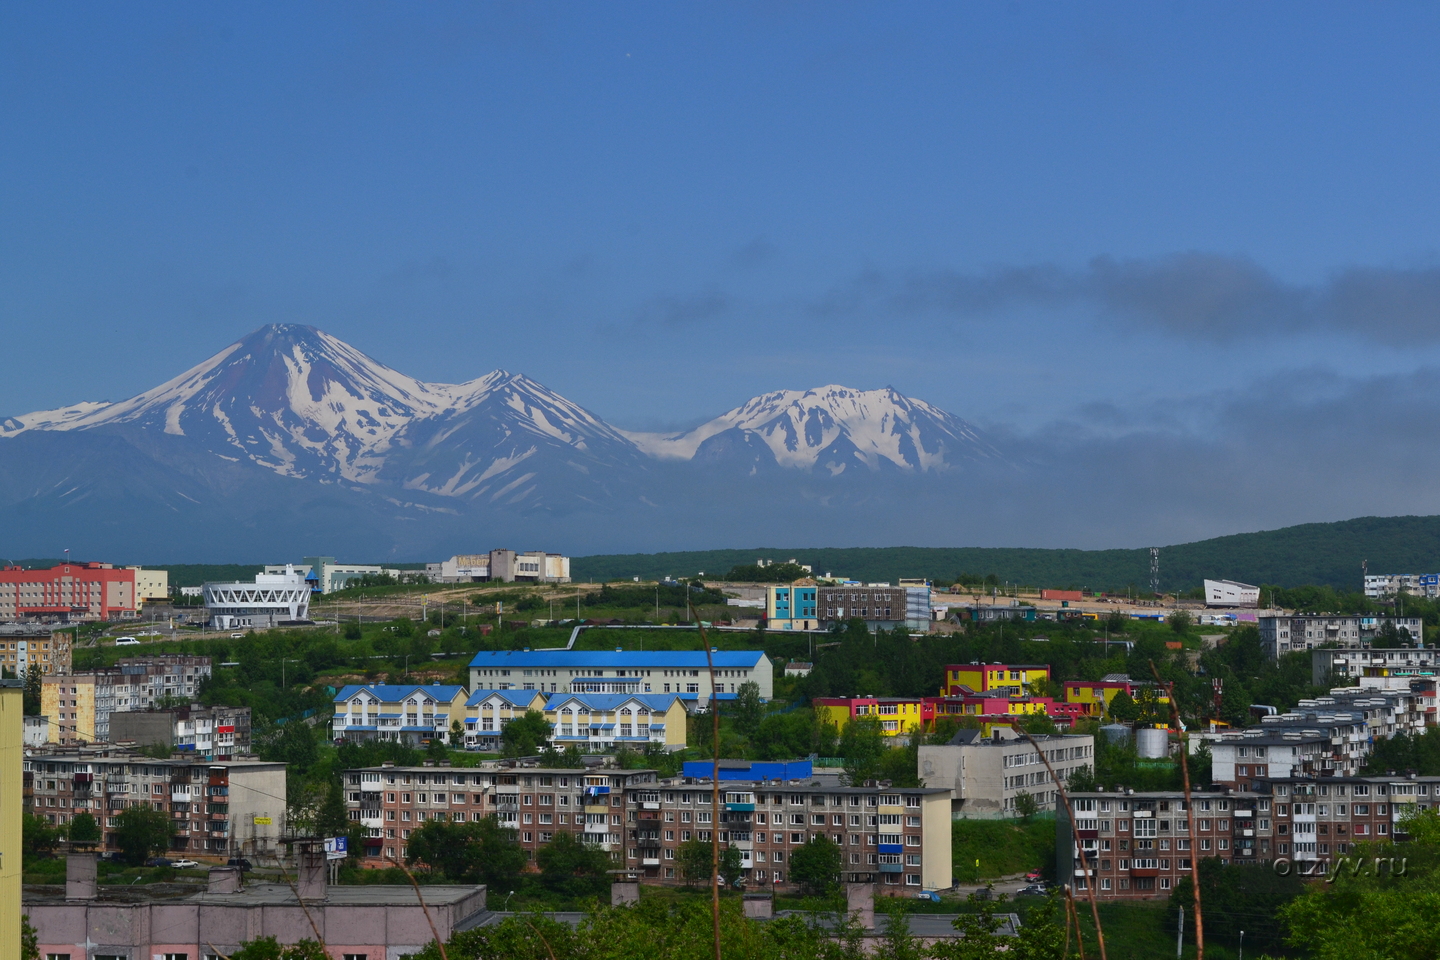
[572,514,1440,591]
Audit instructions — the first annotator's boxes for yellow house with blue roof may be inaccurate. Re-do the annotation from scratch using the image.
[332,682,468,745]
[463,688,547,751]
[543,692,689,752]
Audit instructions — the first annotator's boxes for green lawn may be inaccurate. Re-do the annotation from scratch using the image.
[952,816,1057,883]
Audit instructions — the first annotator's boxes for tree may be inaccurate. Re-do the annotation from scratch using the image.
[21,915,38,960]
[406,816,527,887]
[718,843,744,889]
[676,837,712,887]
[1167,610,1192,634]
[114,805,174,865]
[535,830,611,898]
[839,716,887,785]
[259,719,318,772]
[1171,857,1304,954]
[67,812,100,846]
[450,719,464,747]
[22,814,60,863]
[732,681,764,737]
[229,936,331,960]
[1013,791,1038,822]
[1106,690,1139,723]
[501,709,552,757]
[788,835,842,896]
[23,664,41,715]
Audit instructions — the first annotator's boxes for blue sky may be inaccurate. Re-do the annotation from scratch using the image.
[5,3,1440,443]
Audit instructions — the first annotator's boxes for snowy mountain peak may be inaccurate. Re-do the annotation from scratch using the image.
[623,383,1003,473]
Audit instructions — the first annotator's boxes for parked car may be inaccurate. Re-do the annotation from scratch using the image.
[1017,884,1048,897]
[115,637,140,646]
[170,859,199,869]
[230,632,245,639]
[144,857,173,867]
[227,858,253,870]
[914,890,942,902]
[1025,870,1044,882]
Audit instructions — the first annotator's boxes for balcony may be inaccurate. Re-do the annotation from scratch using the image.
[641,858,661,867]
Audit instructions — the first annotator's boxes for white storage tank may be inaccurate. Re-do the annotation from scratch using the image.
[1136,727,1169,759]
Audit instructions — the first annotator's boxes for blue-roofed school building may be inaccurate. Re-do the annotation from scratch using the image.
[332,683,468,745]
[542,692,689,752]
[468,649,773,705]
[462,689,547,751]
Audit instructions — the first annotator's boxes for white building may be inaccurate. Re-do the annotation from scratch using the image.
[204,565,311,629]
[1364,573,1440,599]
[265,556,409,594]
[469,649,773,704]
[1259,614,1425,658]
[427,550,571,584]
[917,728,1094,816]
[1203,579,1260,608]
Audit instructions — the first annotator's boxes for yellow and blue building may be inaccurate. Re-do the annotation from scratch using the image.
[766,582,819,630]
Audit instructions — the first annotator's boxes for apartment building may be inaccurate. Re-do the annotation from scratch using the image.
[41,656,211,745]
[331,683,468,745]
[1207,731,1333,793]
[109,704,253,760]
[0,624,69,677]
[1259,614,1425,658]
[812,697,934,739]
[1314,647,1440,685]
[1364,573,1440,599]
[941,663,1051,697]
[630,773,952,894]
[1265,775,1440,864]
[543,692,690,752]
[816,585,933,632]
[918,729,1095,816]
[462,689,547,751]
[0,562,167,621]
[1058,789,1262,900]
[23,752,286,856]
[343,762,657,866]
[468,649,774,703]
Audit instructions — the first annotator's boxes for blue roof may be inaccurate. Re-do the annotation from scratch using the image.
[544,692,683,712]
[333,683,467,704]
[468,649,767,669]
[465,689,542,708]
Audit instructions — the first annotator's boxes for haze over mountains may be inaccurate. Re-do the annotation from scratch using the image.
[0,325,1020,559]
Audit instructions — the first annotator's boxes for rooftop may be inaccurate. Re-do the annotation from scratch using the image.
[467,649,768,669]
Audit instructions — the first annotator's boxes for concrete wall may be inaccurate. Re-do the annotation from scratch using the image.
[230,764,289,855]
[920,791,952,891]
[110,710,175,749]
[0,682,22,957]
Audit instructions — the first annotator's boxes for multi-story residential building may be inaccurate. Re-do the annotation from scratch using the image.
[1364,573,1440,599]
[332,683,468,745]
[1259,614,1425,658]
[816,585,933,632]
[544,692,690,752]
[468,649,774,704]
[942,663,1051,697]
[631,771,952,894]
[0,561,167,621]
[1265,775,1440,864]
[109,704,253,760]
[0,623,70,676]
[205,565,312,629]
[1058,789,1263,899]
[343,762,657,866]
[918,729,1095,816]
[462,689,547,751]
[427,550,572,584]
[766,582,819,631]
[813,697,934,739]
[1313,646,1440,685]
[23,752,286,857]
[927,693,1087,730]
[1207,731,1333,793]
[41,656,211,745]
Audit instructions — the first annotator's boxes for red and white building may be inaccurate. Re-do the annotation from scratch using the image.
[0,562,167,621]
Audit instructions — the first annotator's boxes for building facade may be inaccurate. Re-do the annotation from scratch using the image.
[0,562,165,621]
[205,565,312,629]
[1364,573,1440,599]
[428,550,572,584]
[110,704,253,760]
[332,683,469,745]
[1259,614,1425,658]
[1313,647,1440,685]
[41,656,211,745]
[23,753,287,855]
[543,692,690,752]
[0,624,70,677]
[813,697,934,739]
[918,729,1095,816]
[0,679,21,955]
[462,689,548,751]
[468,649,774,703]
[766,583,819,630]
[1203,579,1260,607]
[942,663,1051,697]
[816,585,933,632]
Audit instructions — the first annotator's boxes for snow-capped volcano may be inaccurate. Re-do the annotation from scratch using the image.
[622,385,1005,474]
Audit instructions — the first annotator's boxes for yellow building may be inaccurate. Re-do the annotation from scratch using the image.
[0,629,68,677]
[0,679,22,955]
[463,689,548,750]
[42,673,107,745]
[543,693,689,752]
[941,663,1050,696]
[813,697,932,738]
[1062,678,1170,718]
[129,566,170,604]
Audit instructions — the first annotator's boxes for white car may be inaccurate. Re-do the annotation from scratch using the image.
[170,859,200,869]
[114,637,140,646]
[230,632,246,639]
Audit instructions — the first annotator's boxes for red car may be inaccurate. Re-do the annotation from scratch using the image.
[1025,871,1043,882]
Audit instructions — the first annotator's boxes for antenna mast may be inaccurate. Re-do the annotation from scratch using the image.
[1150,547,1160,597]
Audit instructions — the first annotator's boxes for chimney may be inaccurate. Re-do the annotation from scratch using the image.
[66,852,98,900]
[296,841,327,901]
[207,866,243,893]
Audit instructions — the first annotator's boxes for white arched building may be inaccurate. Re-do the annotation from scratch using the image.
[204,565,312,630]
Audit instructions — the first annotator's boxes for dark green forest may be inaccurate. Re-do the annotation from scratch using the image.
[570,514,1440,591]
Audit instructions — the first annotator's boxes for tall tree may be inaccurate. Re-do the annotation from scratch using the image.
[114,805,174,865]
[535,830,611,898]
[788,835,842,896]
[838,716,887,785]
[501,710,552,757]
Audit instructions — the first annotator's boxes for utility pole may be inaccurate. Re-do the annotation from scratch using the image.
[1177,906,1183,958]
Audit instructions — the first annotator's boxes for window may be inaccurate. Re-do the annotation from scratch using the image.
[343,956,368,960]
